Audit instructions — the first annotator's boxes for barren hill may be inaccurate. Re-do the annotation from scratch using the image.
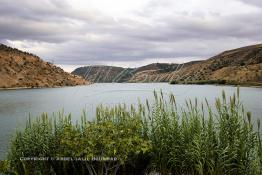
[167,44,262,85]
[72,44,262,86]
[0,44,87,88]
[72,65,132,82]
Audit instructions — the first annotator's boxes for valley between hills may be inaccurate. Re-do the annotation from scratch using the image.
[72,44,262,86]
[1,43,262,89]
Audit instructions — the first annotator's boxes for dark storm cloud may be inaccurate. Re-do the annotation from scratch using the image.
[0,0,262,66]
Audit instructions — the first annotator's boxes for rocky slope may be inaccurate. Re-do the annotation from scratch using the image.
[0,44,87,88]
[72,44,262,86]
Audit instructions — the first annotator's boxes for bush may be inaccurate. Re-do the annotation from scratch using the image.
[7,109,151,175]
[0,160,11,174]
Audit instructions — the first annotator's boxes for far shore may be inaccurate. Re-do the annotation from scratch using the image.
[175,83,262,88]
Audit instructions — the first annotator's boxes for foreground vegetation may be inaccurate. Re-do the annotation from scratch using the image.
[0,89,261,175]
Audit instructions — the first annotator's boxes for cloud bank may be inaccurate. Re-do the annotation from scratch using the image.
[0,0,262,71]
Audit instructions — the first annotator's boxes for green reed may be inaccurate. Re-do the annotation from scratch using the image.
[145,88,261,175]
[1,88,261,175]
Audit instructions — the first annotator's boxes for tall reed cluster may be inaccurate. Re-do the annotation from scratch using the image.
[144,90,262,175]
[1,88,261,175]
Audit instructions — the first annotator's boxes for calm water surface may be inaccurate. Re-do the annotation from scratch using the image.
[0,83,262,159]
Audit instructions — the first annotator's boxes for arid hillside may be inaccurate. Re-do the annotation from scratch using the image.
[166,44,262,85]
[72,65,132,83]
[72,44,262,86]
[0,44,87,88]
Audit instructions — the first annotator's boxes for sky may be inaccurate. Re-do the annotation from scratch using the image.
[0,0,262,72]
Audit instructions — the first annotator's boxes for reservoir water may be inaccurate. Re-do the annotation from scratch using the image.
[0,83,262,159]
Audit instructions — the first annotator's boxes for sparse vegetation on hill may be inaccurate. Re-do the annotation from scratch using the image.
[0,44,87,88]
[72,63,179,83]
[72,65,133,83]
[171,44,262,86]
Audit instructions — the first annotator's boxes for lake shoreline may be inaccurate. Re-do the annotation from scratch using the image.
[0,83,93,91]
[169,82,262,88]
[1,82,261,91]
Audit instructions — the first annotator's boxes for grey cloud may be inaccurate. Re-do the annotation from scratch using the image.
[128,12,262,42]
[0,0,262,66]
[0,0,112,42]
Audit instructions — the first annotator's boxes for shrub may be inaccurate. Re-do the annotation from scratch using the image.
[7,109,151,175]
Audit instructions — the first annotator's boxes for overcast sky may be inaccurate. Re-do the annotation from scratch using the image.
[0,0,262,72]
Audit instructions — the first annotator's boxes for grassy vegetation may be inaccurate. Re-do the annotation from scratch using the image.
[1,88,262,174]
